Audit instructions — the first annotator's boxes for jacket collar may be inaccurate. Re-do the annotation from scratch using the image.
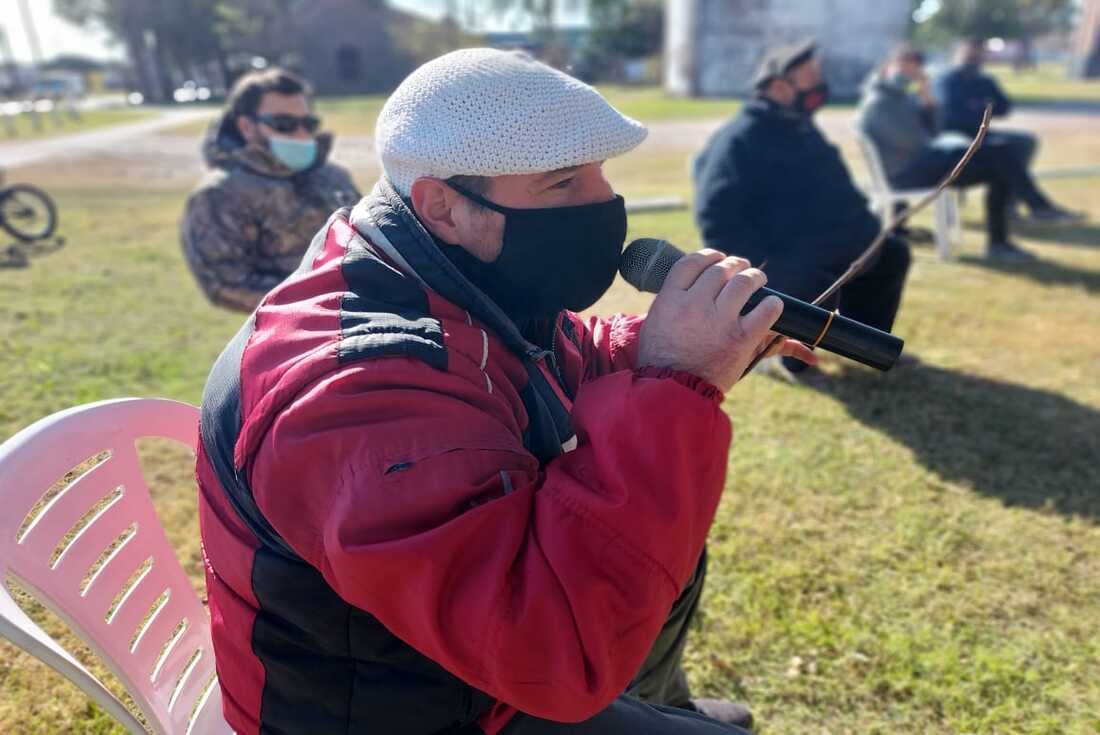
[746,95,812,127]
[350,178,550,361]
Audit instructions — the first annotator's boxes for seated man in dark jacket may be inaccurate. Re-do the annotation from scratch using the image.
[934,38,1083,223]
[935,39,1037,176]
[861,45,1083,262]
[694,40,910,378]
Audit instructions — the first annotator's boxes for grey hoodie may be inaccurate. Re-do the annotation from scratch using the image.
[857,72,937,182]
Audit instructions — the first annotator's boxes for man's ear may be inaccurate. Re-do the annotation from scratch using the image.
[409,178,463,243]
[236,114,257,143]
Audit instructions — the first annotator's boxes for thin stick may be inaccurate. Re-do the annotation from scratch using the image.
[743,104,993,377]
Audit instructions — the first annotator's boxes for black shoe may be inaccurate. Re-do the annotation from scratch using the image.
[1026,207,1087,225]
[677,699,754,730]
[986,241,1038,263]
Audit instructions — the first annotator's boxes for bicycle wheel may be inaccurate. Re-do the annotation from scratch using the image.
[0,184,58,242]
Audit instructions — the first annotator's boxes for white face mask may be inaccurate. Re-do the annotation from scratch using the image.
[268,136,318,172]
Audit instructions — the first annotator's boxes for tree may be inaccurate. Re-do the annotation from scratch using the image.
[913,0,1077,44]
[54,0,229,100]
[488,0,557,31]
[589,0,662,59]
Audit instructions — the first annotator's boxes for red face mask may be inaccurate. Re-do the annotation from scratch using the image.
[793,82,830,116]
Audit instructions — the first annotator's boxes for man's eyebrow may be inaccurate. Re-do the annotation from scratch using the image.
[533,166,583,185]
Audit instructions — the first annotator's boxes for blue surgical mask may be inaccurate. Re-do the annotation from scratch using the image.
[268,136,317,172]
[890,72,912,90]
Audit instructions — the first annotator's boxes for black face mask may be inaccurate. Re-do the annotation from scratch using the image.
[793,81,830,116]
[438,183,627,322]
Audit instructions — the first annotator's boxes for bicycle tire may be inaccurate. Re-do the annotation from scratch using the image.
[0,184,58,242]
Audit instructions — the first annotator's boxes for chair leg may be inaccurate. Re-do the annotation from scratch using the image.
[948,190,962,242]
[934,195,952,260]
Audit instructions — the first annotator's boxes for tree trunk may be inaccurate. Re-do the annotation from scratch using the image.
[1072,0,1100,79]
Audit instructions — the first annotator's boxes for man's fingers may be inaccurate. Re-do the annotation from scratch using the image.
[715,267,768,317]
[777,339,819,366]
[689,256,752,300]
[739,294,784,340]
[661,249,727,291]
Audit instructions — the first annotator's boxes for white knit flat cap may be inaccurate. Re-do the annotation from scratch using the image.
[376,48,648,195]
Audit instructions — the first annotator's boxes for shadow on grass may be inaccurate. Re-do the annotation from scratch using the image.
[823,363,1100,521]
[952,252,1100,293]
[1014,221,1100,249]
[961,218,1100,249]
[1014,99,1100,114]
[0,237,65,269]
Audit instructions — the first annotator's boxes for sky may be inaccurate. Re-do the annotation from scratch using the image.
[0,1,124,63]
[0,0,586,64]
[392,0,587,30]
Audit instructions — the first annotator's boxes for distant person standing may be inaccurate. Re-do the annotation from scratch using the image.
[181,68,360,312]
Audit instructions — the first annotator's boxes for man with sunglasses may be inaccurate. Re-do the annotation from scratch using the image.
[196,48,816,735]
[181,68,359,311]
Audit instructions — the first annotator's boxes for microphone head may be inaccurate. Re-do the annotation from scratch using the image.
[619,238,685,294]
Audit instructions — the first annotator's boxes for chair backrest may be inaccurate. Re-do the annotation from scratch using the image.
[0,398,229,735]
[856,130,893,194]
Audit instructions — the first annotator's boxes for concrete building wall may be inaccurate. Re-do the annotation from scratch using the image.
[665,0,913,99]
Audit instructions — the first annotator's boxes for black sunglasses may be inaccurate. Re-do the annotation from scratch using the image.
[253,113,321,134]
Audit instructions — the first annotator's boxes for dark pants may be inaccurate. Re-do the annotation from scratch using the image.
[782,236,911,372]
[892,140,1051,244]
[503,552,749,734]
[990,130,1039,211]
[990,129,1038,169]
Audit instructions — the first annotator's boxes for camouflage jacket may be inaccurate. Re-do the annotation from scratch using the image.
[180,116,361,312]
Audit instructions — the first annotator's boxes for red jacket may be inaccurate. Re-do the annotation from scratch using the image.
[197,181,732,734]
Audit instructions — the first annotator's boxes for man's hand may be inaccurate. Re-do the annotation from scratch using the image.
[637,250,817,394]
[914,72,936,107]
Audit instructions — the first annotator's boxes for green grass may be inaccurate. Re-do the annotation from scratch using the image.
[989,63,1100,106]
[598,85,745,121]
[0,108,154,142]
[2,121,1100,733]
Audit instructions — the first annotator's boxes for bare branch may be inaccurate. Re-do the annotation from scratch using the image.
[742,104,993,378]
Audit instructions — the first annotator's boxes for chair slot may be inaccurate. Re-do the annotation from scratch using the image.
[50,486,124,570]
[15,451,111,544]
[79,523,138,597]
[105,557,154,625]
[167,648,203,713]
[184,674,219,735]
[129,589,171,653]
[82,529,147,613]
[150,618,190,684]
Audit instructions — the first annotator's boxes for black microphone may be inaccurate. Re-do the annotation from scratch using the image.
[619,238,904,371]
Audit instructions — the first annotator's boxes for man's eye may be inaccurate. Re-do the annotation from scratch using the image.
[550,178,574,190]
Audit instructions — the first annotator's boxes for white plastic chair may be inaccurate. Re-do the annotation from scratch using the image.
[0,398,231,735]
[858,132,962,260]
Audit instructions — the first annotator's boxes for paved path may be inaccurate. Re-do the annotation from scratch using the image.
[4,103,1096,187]
[0,107,216,169]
